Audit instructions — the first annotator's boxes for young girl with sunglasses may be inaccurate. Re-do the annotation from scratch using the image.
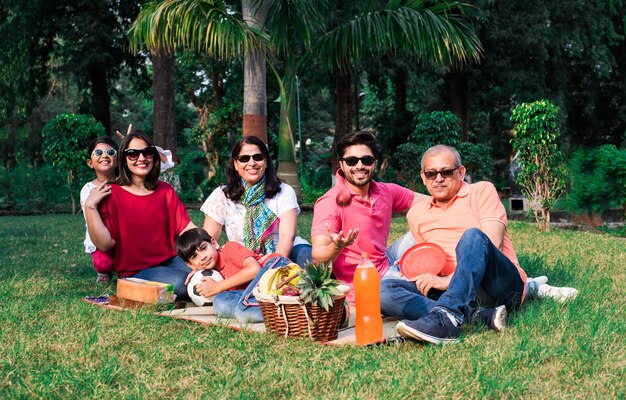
[84,130,195,300]
[80,137,119,284]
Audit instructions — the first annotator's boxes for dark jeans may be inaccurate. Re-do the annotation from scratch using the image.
[380,228,524,324]
[132,256,193,302]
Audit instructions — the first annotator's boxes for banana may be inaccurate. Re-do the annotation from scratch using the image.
[257,263,302,295]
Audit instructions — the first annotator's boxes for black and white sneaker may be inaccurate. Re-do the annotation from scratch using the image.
[471,305,507,332]
[396,308,461,345]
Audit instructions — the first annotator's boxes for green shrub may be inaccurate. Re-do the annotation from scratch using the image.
[299,140,332,203]
[41,114,106,213]
[566,145,626,217]
[176,148,216,204]
[0,162,68,213]
[395,111,492,190]
[510,100,567,231]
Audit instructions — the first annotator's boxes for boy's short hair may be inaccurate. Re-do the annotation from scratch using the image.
[175,228,213,262]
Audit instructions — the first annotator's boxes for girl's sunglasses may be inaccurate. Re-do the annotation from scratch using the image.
[92,148,117,157]
[124,147,157,161]
[341,155,376,167]
[235,153,265,163]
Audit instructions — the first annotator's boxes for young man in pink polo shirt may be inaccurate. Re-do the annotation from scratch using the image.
[311,131,425,304]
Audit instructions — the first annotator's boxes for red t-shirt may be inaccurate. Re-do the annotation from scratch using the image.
[215,242,260,290]
[99,182,190,277]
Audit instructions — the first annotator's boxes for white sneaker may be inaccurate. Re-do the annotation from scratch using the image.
[527,276,548,286]
[537,284,579,302]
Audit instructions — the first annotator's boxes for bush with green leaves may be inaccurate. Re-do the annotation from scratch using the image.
[0,162,68,213]
[299,140,332,203]
[41,114,106,214]
[510,100,567,230]
[566,145,626,218]
[395,111,492,191]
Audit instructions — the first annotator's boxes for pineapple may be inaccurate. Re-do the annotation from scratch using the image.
[296,262,344,311]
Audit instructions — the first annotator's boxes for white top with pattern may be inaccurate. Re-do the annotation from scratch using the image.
[200,183,308,249]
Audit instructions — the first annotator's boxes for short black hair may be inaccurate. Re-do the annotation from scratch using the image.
[333,130,381,161]
[87,136,118,160]
[175,228,213,262]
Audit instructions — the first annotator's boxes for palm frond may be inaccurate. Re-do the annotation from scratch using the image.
[129,0,269,60]
[315,0,482,72]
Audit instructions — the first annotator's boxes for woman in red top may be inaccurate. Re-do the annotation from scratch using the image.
[84,130,194,300]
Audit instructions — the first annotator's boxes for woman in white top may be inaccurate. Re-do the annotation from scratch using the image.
[201,136,312,266]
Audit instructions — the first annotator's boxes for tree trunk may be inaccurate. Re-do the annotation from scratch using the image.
[152,50,177,161]
[87,64,111,135]
[242,0,269,143]
[332,68,352,174]
[445,70,469,141]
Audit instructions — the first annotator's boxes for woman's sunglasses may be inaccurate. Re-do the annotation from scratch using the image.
[124,147,157,161]
[235,153,265,163]
[341,155,376,167]
[423,167,459,180]
[92,148,117,157]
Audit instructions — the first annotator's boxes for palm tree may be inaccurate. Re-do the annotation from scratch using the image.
[128,0,482,193]
[315,1,482,152]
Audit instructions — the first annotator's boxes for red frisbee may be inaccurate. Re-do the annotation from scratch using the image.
[399,243,446,278]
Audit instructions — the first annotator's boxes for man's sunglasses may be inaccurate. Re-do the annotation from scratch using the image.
[341,156,376,167]
[124,147,157,161]
[235,153,265,163]
[423,167,459,180]
[92,149,117,157]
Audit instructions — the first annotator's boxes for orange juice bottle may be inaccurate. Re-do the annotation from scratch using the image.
[354,252,383,345]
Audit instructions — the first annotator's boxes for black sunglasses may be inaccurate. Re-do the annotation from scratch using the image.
[423,167,459,180]
[92,148,117,157]
[235,153,265,163]
[341,155,376,167]
[124,146,157,161]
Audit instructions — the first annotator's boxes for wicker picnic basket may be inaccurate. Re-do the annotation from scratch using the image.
[253,285,349,342]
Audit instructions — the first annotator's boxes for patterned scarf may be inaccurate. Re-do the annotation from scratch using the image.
[241,176,279,255]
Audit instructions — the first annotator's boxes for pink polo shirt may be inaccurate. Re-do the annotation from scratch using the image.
[311,171,414,289]
[407,181,527,297]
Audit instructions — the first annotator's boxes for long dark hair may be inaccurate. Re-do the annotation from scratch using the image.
[223,136,281,202]
[115,130,161,190]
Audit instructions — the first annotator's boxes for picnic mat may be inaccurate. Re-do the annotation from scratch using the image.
[82,295,401,345]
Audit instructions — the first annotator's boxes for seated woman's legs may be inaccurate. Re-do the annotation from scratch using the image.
[132,256,192,301]
[289,243,313,267]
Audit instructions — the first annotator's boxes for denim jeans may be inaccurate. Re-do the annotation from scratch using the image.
[290,243,313,267]
[212,255,293,323]
[380,228,524,324]
[382,232,416,281]
[132,256,193,302]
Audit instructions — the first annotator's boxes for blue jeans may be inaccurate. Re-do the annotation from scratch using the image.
[213,256,293,323]
[382,232,416,281]
[290,243,313,267]
[380,228,524,324]
[132,256,193,302]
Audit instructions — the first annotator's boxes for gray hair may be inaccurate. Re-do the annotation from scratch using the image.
[420,145,462,170]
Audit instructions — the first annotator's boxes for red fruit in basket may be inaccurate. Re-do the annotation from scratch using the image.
[335,190,352,207]
[281,285,301,297]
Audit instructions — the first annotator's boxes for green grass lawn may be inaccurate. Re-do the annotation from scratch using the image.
[1,211,624,399]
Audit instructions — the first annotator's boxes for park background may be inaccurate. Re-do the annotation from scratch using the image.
[0,1,625,398]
